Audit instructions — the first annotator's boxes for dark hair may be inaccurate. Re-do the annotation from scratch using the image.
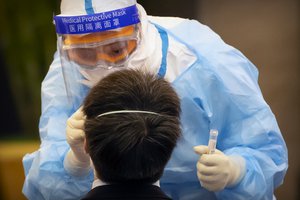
[83,69,181,184]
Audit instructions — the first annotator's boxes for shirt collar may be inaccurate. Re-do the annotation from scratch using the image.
[92,179,160,189]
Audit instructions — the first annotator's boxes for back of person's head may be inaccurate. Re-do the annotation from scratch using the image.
[83,69,181,184]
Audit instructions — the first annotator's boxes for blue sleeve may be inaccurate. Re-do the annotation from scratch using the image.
[206,49,288,200]
[22,52,93,200]
[212,51,288,200]
[164,19,288,199]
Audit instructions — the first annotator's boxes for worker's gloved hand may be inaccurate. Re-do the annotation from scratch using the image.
[194,145,246,191]
[64,107,91,177]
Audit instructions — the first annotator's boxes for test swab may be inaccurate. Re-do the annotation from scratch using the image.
[208,129,218,154]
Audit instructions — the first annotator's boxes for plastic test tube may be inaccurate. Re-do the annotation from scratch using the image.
[208,129,219,154]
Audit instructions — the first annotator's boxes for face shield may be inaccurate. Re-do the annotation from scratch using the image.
[53,4,140,108]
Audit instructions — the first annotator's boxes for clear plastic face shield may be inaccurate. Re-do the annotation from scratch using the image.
[53,5,141,108]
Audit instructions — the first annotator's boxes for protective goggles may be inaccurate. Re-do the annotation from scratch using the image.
[62,25,139,69]
[54,5,140,69]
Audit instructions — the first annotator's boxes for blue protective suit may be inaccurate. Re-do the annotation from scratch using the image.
[22,18,288,200]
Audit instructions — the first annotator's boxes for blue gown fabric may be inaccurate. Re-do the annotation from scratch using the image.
[22,18,288,200]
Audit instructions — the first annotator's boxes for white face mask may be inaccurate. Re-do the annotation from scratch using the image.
[78,67,120,88]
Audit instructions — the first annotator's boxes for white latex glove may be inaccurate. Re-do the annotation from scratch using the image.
[194,145,246,192]
[64,107,91,177]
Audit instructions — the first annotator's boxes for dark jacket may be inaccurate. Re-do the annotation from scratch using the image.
[81,183,172,200]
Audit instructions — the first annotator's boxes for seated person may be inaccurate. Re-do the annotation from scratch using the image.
[81,68,181,200]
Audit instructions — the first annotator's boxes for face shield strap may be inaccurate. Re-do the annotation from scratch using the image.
[54,5,140,35]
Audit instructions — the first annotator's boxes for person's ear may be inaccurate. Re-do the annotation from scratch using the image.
[84,137,89,154]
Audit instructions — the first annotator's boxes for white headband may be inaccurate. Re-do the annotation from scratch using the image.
[97,110,162,118]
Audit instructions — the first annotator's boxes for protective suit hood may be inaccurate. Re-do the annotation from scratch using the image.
[60,0,137,16]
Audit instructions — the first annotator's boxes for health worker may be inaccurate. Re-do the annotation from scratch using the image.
[22,0,288,199]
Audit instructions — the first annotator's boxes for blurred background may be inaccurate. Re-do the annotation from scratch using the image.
[0,0,299,199]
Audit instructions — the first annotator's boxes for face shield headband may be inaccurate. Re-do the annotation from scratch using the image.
[54,5,140,35]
